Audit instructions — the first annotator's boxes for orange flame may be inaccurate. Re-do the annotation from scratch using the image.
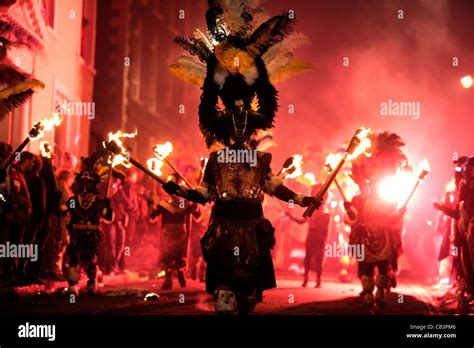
[29,113,63,141]
[147,157,164,176]
[347,127,372,160]
[39,141,52,158]
[104,129,137,168]
[153,141,173,159]
[325,153,343,170]
[285,154,303,179]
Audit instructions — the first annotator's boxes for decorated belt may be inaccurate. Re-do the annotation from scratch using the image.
[214,200,263,220]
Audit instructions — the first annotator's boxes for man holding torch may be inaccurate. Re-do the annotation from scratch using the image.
[344,132,409,307]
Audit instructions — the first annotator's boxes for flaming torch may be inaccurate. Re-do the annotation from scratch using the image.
[1,113,63,171]
[103,130,167,197]
[278,155,303,179]
[325,161,348,202]
[401,159,430,209]
[39,141,53,159]
[102,130,137,197]
[153,141,193,189]
[303,127,372,217]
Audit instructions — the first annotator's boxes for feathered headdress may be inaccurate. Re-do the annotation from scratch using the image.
[351,131,409,187]
[170,0,315,146]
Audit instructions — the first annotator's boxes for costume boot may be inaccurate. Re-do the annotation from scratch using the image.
[177,270,187,288]
[161,271,172,290]
[361,275,375,307]
[66,267,80,295]
[375,274,390,306]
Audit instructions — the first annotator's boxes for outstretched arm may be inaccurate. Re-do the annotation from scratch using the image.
[161,181,211,205]
[260,152,321,209]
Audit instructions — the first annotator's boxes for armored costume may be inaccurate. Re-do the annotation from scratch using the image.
[345,132,408,307]
[63,171,112,295]
[149,192,200,290]
[166,0,318,314]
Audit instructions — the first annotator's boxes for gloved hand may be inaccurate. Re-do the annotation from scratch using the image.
[301,196,323,209]
[0,168,7,184]
[163,181,180,195]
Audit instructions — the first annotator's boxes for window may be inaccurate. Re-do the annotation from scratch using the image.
[41,0,55,29]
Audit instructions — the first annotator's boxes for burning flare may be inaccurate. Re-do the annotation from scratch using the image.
[378,159,430,206]
[378,170,415,206]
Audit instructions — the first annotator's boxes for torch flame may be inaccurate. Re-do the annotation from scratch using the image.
[419,159,430,173]
[325,153,343,171]
[39,141,52,158]
[147,157,164,176]
[285,154,303,179]
[103,129,137,168]
[347,127,372,160]
[153,141,173,159]
[28,113,63,141]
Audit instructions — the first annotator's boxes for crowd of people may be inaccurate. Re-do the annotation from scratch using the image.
[1,138,473,314]
[0,142,208,291]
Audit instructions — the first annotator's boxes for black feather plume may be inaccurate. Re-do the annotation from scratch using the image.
[174,36,211,63]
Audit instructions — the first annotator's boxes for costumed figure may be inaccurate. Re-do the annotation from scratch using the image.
[165,0,319,315]
[62,171,112,295]
[344,132,408,307]
[148,174,201,290]
[433,156,470,312]
[285,184,330,288]
[435,157,474,313]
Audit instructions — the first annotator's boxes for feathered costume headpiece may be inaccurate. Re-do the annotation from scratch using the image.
[170,0,315,146]
[351,131,409,188]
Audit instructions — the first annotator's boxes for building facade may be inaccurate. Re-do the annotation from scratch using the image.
[0,0,97,169]
[92,0,208,168]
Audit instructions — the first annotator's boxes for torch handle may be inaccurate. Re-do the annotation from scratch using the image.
[129,157,167,185]
[303,154,347,217]
[1,137,31,170]
[334,177,348,202]
[105,158,114,198]
[163,158,193,189]
[401,179,421,209]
